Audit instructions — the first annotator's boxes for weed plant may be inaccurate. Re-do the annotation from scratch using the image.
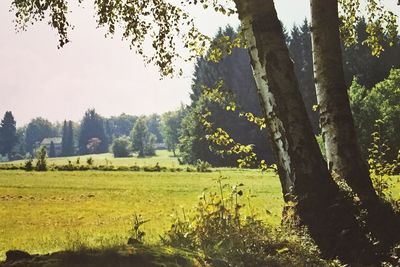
[161,176,343,267]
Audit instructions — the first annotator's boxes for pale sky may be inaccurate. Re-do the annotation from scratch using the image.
[0,1,398,126]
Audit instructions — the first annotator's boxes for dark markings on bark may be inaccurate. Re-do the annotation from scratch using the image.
[234,0,377,264]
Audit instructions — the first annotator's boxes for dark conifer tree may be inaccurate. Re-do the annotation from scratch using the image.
[288,19,319,133]
[180,19,400,167]
[343,18,400,89]
[49,141,56,157]
[0,111,18,156]
[61,121,74,156]
[61,120,68,156]
[66,121,74,156]
[61,120,74,156]
[179,26,273,166]
[104,119,112,148]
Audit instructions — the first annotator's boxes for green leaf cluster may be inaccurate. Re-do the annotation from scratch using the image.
[350,68,400,162]
[339,0,398,56]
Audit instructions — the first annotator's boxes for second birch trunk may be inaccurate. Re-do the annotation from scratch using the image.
[234,0,375,263]
[310,0,400,251]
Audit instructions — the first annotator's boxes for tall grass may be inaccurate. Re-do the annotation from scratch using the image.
[0,169,282,260]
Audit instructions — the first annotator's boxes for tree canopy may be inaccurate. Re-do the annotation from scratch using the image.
[161,107,185,156]
[25,117,57,154]
[130,117,155,157]
[350,68,400,161]
[79,109,108,154]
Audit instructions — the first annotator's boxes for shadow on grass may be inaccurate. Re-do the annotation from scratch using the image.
[0,245,205,267]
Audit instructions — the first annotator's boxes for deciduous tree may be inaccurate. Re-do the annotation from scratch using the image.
[146,114,163,143]
[107,113,138,138]
[161,107,185,156]
[111,136,132,157]
[25,118,57,154]
[79,109,108,154]
[310,0,400,253]
[130,117,155,157]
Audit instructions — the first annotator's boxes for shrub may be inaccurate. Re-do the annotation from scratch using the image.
[169,167,183,172]
[162,177,343,267]
[368,121,400,209]
[350,69,400,162]
[78,165,90,171]
[144,163,161,172]
[195,160,212,172]
[130,165,141,171]
[127,214,150,245]
[98,165,115,171]
[54,162,91,171]
[116,166,130,171]
[0,164,21,170]
[111,136,132,158]
[393,152,400,175]
[186,167,195,172]
[86,157,94,166]
[35,147,48,171]
[24,159,33,171]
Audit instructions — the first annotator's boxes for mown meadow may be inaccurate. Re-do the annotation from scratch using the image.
[1,150,400,264]
[0,151,286,260]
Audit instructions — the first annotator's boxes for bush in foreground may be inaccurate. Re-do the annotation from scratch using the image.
[161,178,344,267]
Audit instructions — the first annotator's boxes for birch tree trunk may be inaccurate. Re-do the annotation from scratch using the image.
[233,0,375,263]
[310,0,377,202]
[310,0,400,249]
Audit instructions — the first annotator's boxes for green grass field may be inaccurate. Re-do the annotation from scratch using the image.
[1,150,399,261]
[0,168,283,260]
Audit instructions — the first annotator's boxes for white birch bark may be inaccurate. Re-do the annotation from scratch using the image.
[310,0,377,201]
[234,0,335,200]
[233,0,376,263]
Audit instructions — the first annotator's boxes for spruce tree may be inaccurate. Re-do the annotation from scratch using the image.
[66,121,74,156]
[61,120,68,156]
[49,141,56,158]
[179,26,273,166]
[0,111,18,157]
[288,20,319,133]
[61,120,74,156]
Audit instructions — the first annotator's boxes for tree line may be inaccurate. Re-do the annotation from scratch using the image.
[0,109,179,160]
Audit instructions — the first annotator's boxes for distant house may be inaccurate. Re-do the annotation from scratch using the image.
[36,137,63,157]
